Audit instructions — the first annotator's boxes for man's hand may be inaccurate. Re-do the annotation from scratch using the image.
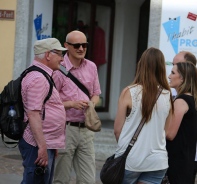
[72,100,88,110]
[34,147,48,167]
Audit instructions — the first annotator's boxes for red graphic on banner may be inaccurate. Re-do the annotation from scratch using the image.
[187,12,197,21]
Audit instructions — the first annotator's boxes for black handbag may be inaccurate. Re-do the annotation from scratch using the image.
[161,175,170,184]
[100,86,163,184]
[100,145,132,184]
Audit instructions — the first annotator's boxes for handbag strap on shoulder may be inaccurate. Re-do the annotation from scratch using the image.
[125,86,163,155]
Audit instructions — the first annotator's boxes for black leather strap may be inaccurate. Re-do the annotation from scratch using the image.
[66,121,86,128]
[59,65,90,99]
[22,65,55,120]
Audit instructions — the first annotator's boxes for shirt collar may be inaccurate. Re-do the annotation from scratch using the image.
[32,60,53,76]
[62,53,86,71]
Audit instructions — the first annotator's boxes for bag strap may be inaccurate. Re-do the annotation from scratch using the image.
[59,65,90,99]
[21,65,55,120]
[124,86,163,155]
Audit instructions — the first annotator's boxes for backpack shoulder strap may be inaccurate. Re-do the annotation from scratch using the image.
[21,65,54,104]
[21,65,54,119]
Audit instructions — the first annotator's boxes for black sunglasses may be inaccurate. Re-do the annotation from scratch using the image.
[66,42,88,49]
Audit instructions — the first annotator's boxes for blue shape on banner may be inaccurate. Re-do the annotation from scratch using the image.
[34,14,42,40]
[163,16,180,54]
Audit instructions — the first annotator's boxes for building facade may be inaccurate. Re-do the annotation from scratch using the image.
[2,0,196,120]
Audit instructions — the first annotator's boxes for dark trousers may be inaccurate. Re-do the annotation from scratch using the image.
[193,161,197,184]
[18,138,55,184]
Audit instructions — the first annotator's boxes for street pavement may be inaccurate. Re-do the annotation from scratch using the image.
[1,137,197,184]
[0,138,104,184]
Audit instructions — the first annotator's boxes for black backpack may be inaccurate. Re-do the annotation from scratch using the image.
[0,65,54,145]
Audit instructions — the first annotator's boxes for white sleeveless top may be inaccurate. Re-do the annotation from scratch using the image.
[115,85,171,171]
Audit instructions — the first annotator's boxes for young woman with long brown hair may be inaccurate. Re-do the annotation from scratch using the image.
[114,47,173,184]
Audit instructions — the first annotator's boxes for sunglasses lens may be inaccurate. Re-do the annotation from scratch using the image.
[73,44,81,49]
[73,43,88,49]
[82,43,88,48]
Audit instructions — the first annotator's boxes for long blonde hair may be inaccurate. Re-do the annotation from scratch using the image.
[132,47,173,122]
[176,62,197,109]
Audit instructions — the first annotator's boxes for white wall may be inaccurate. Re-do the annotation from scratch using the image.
[148,0,162,48]
[120,3,140,90]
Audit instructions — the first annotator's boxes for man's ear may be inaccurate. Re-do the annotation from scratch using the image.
[64,42,68,49]
[45,52,50,61]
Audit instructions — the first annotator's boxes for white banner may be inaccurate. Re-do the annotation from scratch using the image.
[159,0,197,95]
[160,0,197,62]
[30,0,54,62]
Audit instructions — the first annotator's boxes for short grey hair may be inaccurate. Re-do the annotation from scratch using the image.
[35,53,45,59]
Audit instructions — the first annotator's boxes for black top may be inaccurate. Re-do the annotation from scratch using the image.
[166,94,197,184]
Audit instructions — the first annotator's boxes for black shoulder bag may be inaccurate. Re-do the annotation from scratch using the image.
[100,86,163,184]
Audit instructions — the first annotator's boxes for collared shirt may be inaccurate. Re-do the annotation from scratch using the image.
[22,60,66,149]
[53,54,101,122]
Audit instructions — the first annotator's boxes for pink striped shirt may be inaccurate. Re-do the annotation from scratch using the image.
[21,61,66,149]
[53,54,101,122]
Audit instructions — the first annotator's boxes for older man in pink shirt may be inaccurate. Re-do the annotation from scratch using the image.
[53,30,101,184]
[18,38,67,184]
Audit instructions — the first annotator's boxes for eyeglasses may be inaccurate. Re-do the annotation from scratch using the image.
[50,50,64,57]
[66,42,88,49]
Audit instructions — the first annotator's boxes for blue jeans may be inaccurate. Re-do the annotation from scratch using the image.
[122,169,167,184]
[18,138,55,184]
